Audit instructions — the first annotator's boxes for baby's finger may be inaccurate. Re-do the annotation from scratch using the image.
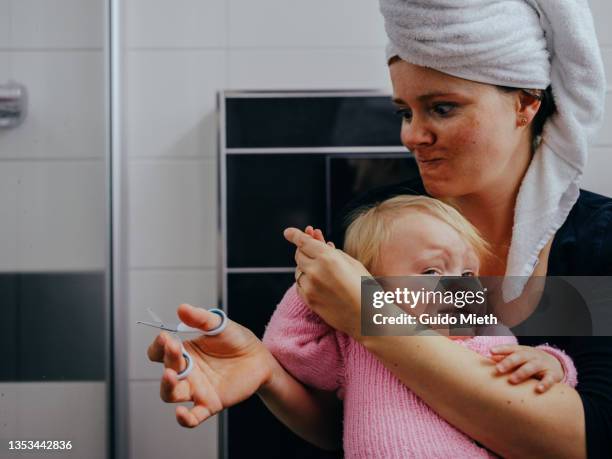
[283,227,328,257]
[508,360,542,384]
[536,373,557,393]
[305,225,314,236]
[160,368,191,403]
[327,241,335,248]
[314,228,325,243]
[496,351,530,373]
[490,344,522,355]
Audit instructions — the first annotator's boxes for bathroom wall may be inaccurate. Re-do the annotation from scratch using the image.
[0,0,107,458]
[125,1,612,458]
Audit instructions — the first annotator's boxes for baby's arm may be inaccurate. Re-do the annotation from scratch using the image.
[263,283,345,394]
[261,228,345,449]
[490,344,577,392]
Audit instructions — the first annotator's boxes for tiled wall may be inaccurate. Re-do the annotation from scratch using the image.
[0,0,107,457]
[125,1,611,459]
[0,0,106,272]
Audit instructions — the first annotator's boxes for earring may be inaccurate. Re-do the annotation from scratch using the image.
[519,117,528,126]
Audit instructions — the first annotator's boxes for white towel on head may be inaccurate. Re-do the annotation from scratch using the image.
[379,0,606,299]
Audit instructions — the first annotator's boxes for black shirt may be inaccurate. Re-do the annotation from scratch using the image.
[336,177,612,458]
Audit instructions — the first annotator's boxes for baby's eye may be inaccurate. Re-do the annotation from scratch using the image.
[431,103,456,116]
[395,108,412,121]
[461,271,475,277]
[422,268,442,275]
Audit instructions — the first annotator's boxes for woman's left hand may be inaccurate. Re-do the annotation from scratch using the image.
[283,226,371,339]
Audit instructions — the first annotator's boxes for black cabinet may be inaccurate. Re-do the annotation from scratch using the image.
[219,91,417,459]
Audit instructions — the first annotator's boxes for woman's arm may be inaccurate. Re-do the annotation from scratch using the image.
[147,303,342,450]
[359,333,585,459]
[257,358,342,451]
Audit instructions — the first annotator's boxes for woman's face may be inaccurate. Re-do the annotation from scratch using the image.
[389,59,529,198]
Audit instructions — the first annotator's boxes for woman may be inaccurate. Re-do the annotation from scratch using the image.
[147,0,612,457]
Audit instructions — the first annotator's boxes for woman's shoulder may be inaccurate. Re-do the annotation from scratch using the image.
[572,188,612,215]
[562,189,612,245]
[549,189,612,275]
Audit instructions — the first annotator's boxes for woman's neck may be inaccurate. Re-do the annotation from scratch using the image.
[450,192,515,275]
[452,189,516,247]
[446,144,532,275]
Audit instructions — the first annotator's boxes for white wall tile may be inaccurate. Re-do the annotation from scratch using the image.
[602,47,612,90]
[0,383,19,442]
[2,161,106,272]
[0,51,105,159]
[126,50,225,158]
[0,162,19,271]
[0,382,106,459]
[0,0,10,49]
[9,0,104,49]
[583,147,612,197]
[593,92,612,146]
[128,269,218,380]
[130,381,217,459]
[0,52,10,81]
[126,0,226,49]
[590,0,612,46]
[229,0,386,48]
[129,159,216,268]
[228,48,391,91]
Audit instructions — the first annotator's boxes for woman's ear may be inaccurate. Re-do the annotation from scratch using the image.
[516,90,542,127]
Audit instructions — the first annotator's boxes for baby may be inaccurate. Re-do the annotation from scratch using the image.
[263,195,577,458]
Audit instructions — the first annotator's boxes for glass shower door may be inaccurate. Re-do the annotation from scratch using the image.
[0,1,110,458]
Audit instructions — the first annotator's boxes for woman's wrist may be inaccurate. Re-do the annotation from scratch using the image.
[255,347,285,398]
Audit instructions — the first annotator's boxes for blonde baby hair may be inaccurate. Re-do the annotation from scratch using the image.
[343,195,491,272]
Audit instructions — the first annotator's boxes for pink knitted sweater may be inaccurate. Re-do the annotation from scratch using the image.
[262,284,578,459]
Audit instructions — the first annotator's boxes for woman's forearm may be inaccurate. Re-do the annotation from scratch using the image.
[359,334,585,459]
[256,355,343,451]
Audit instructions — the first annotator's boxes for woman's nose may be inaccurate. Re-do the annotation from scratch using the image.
[400,117,435,151]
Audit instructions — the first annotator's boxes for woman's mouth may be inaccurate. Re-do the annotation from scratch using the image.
[417,157,445,166]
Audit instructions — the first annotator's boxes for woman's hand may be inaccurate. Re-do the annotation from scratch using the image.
[147,304,276,428]
[284,226,371,339]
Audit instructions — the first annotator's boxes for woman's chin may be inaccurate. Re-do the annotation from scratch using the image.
[421,178,462,198]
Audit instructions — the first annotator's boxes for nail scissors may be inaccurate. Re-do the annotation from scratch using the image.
[137,307,228,380]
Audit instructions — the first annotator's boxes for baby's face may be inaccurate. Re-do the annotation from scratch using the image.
[373,210,480,278]
[372,210,481,339]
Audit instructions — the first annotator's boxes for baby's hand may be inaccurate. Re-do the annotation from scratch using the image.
[304,225,335,248]
[490,344,564,393]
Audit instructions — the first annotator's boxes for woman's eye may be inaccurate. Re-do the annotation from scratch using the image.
[422,268,442,275]
[461,271,475,277]
[431,103,456,116]
[395,108,412,121]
